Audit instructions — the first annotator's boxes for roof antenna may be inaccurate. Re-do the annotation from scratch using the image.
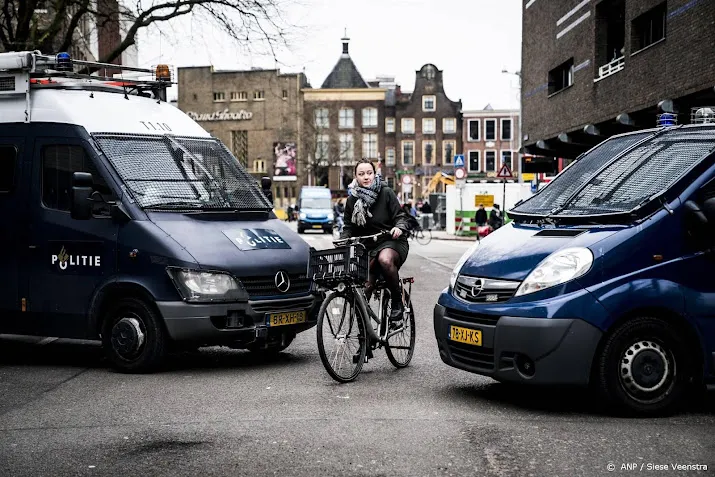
[120,66,129,100]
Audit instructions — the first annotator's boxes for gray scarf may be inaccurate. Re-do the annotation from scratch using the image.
[350,174,383,226]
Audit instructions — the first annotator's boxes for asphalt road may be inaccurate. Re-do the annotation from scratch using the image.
[1,228,713,477]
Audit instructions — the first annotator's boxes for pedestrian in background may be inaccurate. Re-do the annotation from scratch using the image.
[261,177,273,204]
[476,204,488,226]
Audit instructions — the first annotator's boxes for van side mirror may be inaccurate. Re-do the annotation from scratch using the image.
[71,172,94,220]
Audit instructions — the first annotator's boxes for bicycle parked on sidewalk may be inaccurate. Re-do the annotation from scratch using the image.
[309,231,416,382]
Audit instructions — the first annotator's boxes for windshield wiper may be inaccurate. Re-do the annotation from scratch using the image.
[143,201,203,210]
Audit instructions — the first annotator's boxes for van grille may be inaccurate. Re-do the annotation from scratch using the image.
[240,274,311,298]
[447,341,495,370]
[0,76,15,92]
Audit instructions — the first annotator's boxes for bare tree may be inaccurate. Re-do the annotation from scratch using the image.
[0,0,291,64]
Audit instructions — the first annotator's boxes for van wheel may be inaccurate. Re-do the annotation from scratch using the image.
[596,316,689,416]
[297,227,305,234]
[102,297,167,373]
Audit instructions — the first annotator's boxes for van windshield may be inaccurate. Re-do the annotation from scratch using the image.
[512,126,715,219]
[301,198,331,209]
[93,134,272,211]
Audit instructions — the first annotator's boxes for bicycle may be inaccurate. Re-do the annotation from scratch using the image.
[406,216,432,246]
[309,231,416,383]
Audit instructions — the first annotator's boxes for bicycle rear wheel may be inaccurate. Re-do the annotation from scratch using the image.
[384,292,416,368]
[415,229,432,245]
[317,291,367,383]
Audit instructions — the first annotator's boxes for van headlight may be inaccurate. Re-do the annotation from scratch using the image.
[327,212,334,220]
[166,267,247,303]
[514,247,593,297]
[450,241,481,289]
[299,212,307,220]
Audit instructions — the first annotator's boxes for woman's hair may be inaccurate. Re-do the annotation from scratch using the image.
[354,158,375,174]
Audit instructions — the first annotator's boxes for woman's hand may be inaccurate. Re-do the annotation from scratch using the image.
[390,227,403,239]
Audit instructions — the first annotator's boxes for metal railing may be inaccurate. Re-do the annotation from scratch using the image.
[594,56,625,82]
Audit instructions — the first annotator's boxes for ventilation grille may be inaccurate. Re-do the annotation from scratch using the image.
[0,76,16,92]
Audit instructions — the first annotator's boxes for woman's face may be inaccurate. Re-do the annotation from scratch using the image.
[355,163,375,187]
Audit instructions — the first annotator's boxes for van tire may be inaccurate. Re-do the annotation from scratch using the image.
[297,227,305,234]
[102,297,167,373]
[596,316,689,416]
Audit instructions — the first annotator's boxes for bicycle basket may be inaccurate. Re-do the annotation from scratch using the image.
[309,245,368,286]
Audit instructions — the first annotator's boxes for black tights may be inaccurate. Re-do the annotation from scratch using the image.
[366,248,402,306]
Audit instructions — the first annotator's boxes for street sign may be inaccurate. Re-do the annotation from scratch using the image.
[474,194,495,207]
[454,167,466,180]
[497,163,513,179]
[402,175,411,185]
[453,154,465,168]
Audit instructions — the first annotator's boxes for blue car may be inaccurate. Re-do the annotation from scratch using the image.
[434,124,715,415]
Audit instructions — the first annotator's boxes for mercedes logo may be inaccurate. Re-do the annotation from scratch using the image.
[275,270,291,293]
[471,278,484,297]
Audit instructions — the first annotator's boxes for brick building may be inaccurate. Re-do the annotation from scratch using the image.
[392,64,462,202]
[177,66,308,207]
[463,106,521,179]
[301,36,386,194]
[521,0,715,162]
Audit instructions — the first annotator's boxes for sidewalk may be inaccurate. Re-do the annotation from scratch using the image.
[430,230,477,242]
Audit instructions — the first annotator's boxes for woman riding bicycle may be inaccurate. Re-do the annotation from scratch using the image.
[342,158,410,322]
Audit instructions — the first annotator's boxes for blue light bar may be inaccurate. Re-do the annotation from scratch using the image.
[657,113,677,127]
[55,52,72,72]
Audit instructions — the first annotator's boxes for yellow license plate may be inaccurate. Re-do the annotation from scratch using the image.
[449,325,482,346]
[266,310,307,327]
[312,225,323,228]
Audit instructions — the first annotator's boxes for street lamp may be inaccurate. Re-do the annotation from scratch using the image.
[501,69,522,184]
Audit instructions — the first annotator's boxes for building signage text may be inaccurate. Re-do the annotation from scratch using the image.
[187,109,254,122]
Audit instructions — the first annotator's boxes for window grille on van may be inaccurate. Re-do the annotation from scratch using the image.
[93,134,272,211]
[512,132,652,216]
[0,76,15,92]
[558,128,715,215]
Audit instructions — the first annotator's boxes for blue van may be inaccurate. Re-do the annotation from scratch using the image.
[434,124,715,415]
[0,51,318,372]
[297,186,334,234]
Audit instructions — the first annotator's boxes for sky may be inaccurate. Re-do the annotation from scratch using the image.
[137,0,523,111]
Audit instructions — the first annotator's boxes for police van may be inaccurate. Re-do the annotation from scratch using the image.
[0,51,318,372]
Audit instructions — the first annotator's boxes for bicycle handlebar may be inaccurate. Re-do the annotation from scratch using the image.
[333,230,391,247]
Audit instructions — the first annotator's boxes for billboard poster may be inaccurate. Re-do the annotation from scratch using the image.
[273,142,297,181]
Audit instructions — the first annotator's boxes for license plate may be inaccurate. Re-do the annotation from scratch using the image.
[266,310,307,327]
[312,225,323,229]
[449,325,482,346]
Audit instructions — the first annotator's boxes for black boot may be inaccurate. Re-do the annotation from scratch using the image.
[389,299,404,322]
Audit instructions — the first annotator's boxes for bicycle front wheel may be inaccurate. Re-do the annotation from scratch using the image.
[384,293,416,368]
[415,229,432,245]
[317,291,367,383]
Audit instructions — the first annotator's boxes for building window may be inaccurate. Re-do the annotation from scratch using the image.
[213,92,225,102]
[231,91,248,101]
[232,130,249,168]
[468,150,480,172]
[443,140,456,165]
[595,0,626,74]
[339,108,354,128]
[422,141,436,165]
[423,118,436,134]
[402,141,414,165]
[632,2,666,53]
[485,119,496,141]
[386,117,396,133]
[422,95,436,112]
[316,134,330,166]
[402,118,415,134]
[363,133,378,159]
[468,119,480,141]
[501,119,513,140]
[253,90,265,100]
[0,145,17,193]
[501,150,513,170]
[387,177,395,189]
[253,159,266,173]
[548,58,574,95]
[485,150,496,172]
[362,107,378,128]
[282,89,288,99]
[386,147,396,166]
[339,133,354,163]
[314,108,329,128]
[443,118,457,134]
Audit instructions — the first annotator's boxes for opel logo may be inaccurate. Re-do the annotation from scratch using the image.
[471,278,484,297]
[275,270,291,293]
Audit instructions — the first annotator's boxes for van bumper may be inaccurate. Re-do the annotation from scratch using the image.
[157,295,318,344]
[434,304,602,385]
[298,219,332,231]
